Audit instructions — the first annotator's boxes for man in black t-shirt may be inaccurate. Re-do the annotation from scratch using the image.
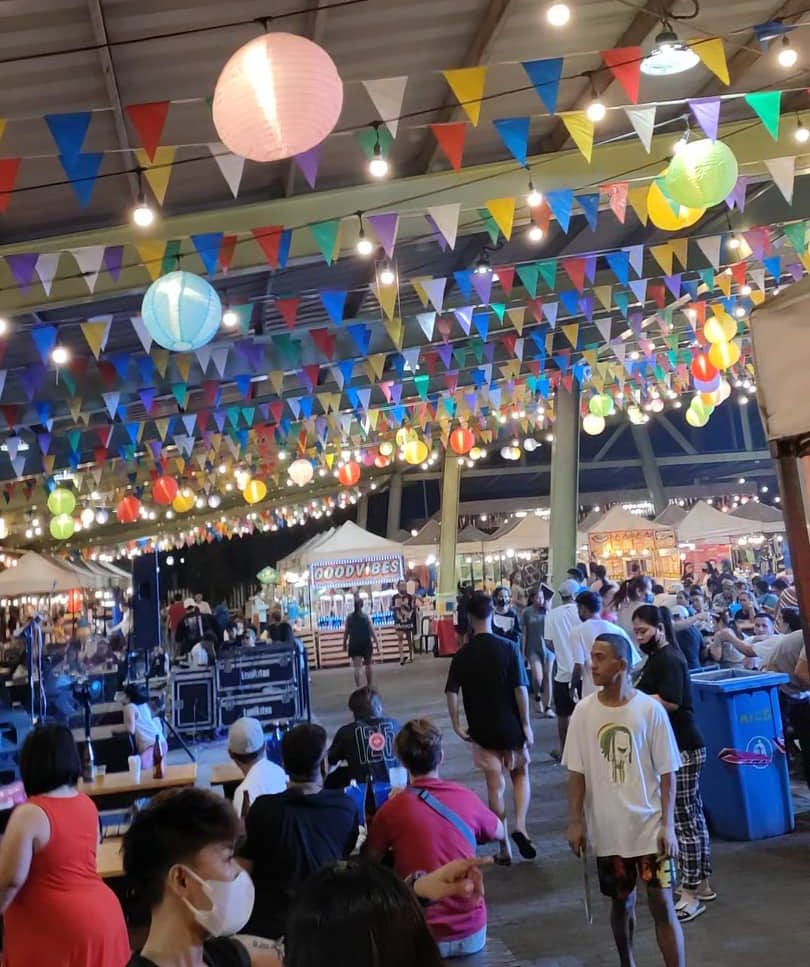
[393,580,416,665]
[239,723,361,939]
[445,591,535,864]
[326,687,401,787]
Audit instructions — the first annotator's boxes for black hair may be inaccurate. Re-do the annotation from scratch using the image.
[122,788,239,909]
[652,583,665,595]
[753,612,773,622]
[576,590,602,616]
[594,633,632,667]
[782,608,802,632]
[353,597,364,613]
[754,578,771,594]
[567,567,582,580]
[632,604,677,647]
[173,593,183,603]
[466,590,493,620]
[348,687,383,720]
[493,586,508,600]
[282,723,328,780]
[124,683,149,705]
[773,578,789,592]
[395,719,442,775]
[20,725,81,796]
[285,859,444,967]
[591,564,607,581]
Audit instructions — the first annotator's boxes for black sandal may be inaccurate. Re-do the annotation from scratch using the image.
[510,830,537,860]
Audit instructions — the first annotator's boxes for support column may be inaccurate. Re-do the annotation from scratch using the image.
[549,386,580,592]
[355,495,368,530]
[437,454,462,606]
[630,423,667,515]
[386,471,403,539]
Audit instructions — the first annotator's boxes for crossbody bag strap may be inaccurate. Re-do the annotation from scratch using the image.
[408,787,477,849]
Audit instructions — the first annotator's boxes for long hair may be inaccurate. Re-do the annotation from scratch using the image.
[632,604,676,647]
[613,576,646,609]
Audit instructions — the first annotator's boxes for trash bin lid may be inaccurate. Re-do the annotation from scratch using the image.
[690,668,789,692]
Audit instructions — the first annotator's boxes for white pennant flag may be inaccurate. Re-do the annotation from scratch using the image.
[422,278,447,313]
[696,235,722,270]
[208,143,245,198]
[402,346,421,372]
[426,203,461,251]
[595,318,613,344]
[211,345,230,379]
[102,391,120,419]
[416,311,436,340]
[131,315,152,353]
[0,370,6,399]
[361,76,408,137]
[514,338,524,362]
[624,105,656,153]
[765,156,795,204]
[749,267,766,292]
[70,246,105,292]
[35,253,61,296]
[195,344,213,373]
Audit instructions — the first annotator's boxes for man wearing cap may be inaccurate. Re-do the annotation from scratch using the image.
[228,717,287,818]
[544,579,585,752]
[175,599,221,657]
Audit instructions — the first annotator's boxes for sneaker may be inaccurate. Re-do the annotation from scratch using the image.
[545,707,557,719]
[696,884,717,902]
[399,658,407,666]
[676,898,706,922]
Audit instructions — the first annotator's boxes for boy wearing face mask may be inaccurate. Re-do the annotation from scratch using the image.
[491,587,520,643]
[123,787,281,967]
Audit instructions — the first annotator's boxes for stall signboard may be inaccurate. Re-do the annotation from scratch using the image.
[310,554,404,589]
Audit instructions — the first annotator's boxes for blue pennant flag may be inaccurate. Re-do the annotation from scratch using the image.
[320,290,347,324]
[521,59,563,114]
[45,112,92,158]
[453,270,474,299]
[559,289,579,315]
[191,233,224,276]
[492,117,530,166]
[577,193,600,231]
[762,256,782,279]
[59,153,103,208]
[605,250,630,286]
[545,189,574,232]
[346,323,370,355]
[31,326,57,364]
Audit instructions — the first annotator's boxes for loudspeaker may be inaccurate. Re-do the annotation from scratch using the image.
[132,552,161,651]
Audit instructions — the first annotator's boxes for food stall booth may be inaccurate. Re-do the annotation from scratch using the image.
[585,505,680,584]
[675,501,771,579]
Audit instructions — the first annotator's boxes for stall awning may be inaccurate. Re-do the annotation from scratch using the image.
[676,501,762,542]
[0,551,85,595]
[307,521,404,563]
[487,514,550,551]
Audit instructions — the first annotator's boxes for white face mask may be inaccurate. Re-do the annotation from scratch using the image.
[181,866,255,937]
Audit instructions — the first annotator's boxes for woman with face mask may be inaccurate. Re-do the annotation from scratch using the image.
[632,605,715,926]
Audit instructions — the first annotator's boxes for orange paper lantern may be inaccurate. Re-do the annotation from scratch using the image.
[152,475,178,506]
[116,495,142,524]
[67,588,83,613]
[338,462,361,486]
[449,427,475,455]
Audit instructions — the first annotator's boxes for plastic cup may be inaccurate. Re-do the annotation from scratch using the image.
[127,756,142,784]
[96,765,107,780]
[388,766,408,788]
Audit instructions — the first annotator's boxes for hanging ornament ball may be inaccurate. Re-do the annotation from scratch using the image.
[699,390,720,406]
[690,353,718,382]
[172,491,196,514]
[589,394,615,417]
[288,459,314,487]
[665,139,739,209]
[152,475,179,506]
[243,479,267,505]
[116,495,142,524]
[338,462,361,486]
[686,407,710,428]
[704,312,737,344]
[582,413,606,435]
[690,397,715,422]
[374,454,391,469]
[141,271,222,352]
[50,514,75,541]
[213,33,343,163]
[48,487,76,517]
[716,378,732,403]
[449,427,475,455]
[692,373,721,394]
[378,440,394,457]
[403,439,429,465]
[647,179,705,231]
[708,339,741,370]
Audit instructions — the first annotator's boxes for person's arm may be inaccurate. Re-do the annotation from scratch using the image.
[658,771,679,858]
[122,703,137,735]
[672,611,707,630]
[0,804,48,912]
[715,627,757,658]
[233,936,284,967]
[445,690,469,741]
[515,685,533,747]
[566,771,587,856]
[368,617,382,655]
[408,857,493,904]
[342,618,349,652]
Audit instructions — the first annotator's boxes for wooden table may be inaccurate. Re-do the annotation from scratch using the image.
[210,761,242,800]
[97,837,124,880]
[80,763,197,809]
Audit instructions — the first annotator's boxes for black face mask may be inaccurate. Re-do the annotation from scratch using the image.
[638,632,659,656]
[494,597,507,609]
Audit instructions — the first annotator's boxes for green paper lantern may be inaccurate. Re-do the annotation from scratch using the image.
[689,397,715,422]
[47,487,76,516]
[665,139,739,209]
[589,393,615,417]
[686,407,709,428]
[50,514,75,541]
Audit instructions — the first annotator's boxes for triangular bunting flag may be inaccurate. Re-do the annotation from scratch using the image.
[309,219,341,265]
[31,326,57,364]
[765,156,795,203]
[135,146,176,205]
[0,157,21,213]
[422,278,447,313]
[692,37,729,84]
[442,67,487,125]
[649,244,673,275]
[44,112,91,158]
[207,143,245,198]
[744,91,781,140]
[493,117,530,165]
[430,122,466,171]
[58,152,103,207]
[560,112,594,162]
[191,233,224,276]
[697,235,722,269]
[601,47,642,103]
[521,58,563,114]
[627,187,648,224]
[426,203,460,250]
[135,241,164,282]
[577,193,600,231]
[485,197,515,240]
[362,76,408,137]
[80,317,112,359]
[293,143,322,189]
[69,246,105,292]
[624,105,656,153]
[545,189,574,231]
[603,182,629,223]
[688,97,721,140]
[35,253,61,296]
[126,102,170,161]
[366,212,400,258]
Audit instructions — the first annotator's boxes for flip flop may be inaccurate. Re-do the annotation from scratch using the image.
[676,901,706,923]
[494,854,512,867]
[510,830,537,860]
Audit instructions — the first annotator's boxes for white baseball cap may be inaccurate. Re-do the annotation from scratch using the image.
[671,605,689,619]
[559,579,581,599]
[228,717,266,756]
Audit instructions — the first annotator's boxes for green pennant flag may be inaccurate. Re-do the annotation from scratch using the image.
[654,177,680,215]
[783,220,807,254]
[744,91,781,140]
[470,340,485,364]
[490,302,506,322]
[60,371,76,396]
[171,383,187,409]
[667,334,679,351]
[161,239,182,276]
[227,406,241,428]
[477,208,501,245]
[516,263,539,297]
[452,346,467,368]
[698,268,714,290]
[667,350,678,368]
[537,258,558,290]
[443,397,456,416]
[413,374,430,399]
[242,407,255,427]
[232,303,253,335]
[309,219,341,265]
[354,126,394,160]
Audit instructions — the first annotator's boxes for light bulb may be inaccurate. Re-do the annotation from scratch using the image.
[778,36,797,68]
[132,197,155,228]
[546,3,570,26]
[0,317,8,336]
[369,142,389,178]
[527,181,543,207]
[356,231,373,256]
[528,224,544,242]
[795,119,810,143]
[673,135,688,154]
[734,306,746,318]
[728,235,741,250]
[51,345,69,366]
[379,263,396,286]
[740,283,752,296]
[222,308,238,327]
[586,99,606,123]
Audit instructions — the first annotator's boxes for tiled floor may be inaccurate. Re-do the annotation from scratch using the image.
[173,655,810,966]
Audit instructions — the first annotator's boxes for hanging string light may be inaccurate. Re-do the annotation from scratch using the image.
[585,73,606,123]
[778,35,798,68]
[131,167,155,228]
[355,212,374,256]
[794,114,809,143]
[378,260,396,286]
[368,123,389,178]
[546,3,571,27]
[474,251,492,276]
[526,170,543,207]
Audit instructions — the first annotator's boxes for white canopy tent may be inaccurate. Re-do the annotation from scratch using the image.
[277,528,336,573]
[676,501,764,543]
[0,551,87,595]
[306,521,403,564]
[730,502,785,534]
[488,514,550,551]
[656,504,688,527]
[586,506,671,534]
[50,557,107,589]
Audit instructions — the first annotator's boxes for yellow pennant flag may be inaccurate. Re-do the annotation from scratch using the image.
[68,397,82,422]
[135,146,176,205]
[79,320,109,359]
[691,37,729,86]
[750,289,765,307]
[174,353,192,383]
[546,332,554,354]
[627,186,648,224]
[154,418,171,441]
[485,197,516,241]
[591,373,605,392]
[372,282,398,321]
[560,112,594,163]
[800,252,810,274]
[442,66,487,126]
[135,240,164,282]
[506,306,525,334]
[582,349,598,368]
[593,285,613,311]
[562,323,579,349]
[716,272,732,297]
[210,433,222,453]
[151,347,169,378]
[410,276,431,307]
[366,354,386,381]
[649,244,673,276]
[669,237,689,270]
[42,454,56,474]
[499,360,521,380]
[367,409,380,431]
[383,316,403,349]
[269,371,284,395]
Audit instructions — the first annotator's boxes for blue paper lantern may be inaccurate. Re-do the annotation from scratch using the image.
[141,271,222,352]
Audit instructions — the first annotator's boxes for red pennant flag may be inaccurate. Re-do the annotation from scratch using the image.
[562,257,586,292]
[219,234,238,273]
[94,447,107,464]
[649,283,666,309]
[445,372,459,393]
[528,360,542,377]
[69,356,89,379]
[97,361,117,389]
[502,332,517,355]
[690,302,706,326]
[0,158,21,213]
[730,261,747,287]
[310,328,337,360]
[494,265,515,296]
[1,404,19,428]
[302,364,321,390]
[600,47,642,104]
[421,351,437,375]
[252,226,285,268]
[196,411,209,431]
[603,181,629,223]
[125,101,170,162]
[269,401,284,424]
[430,122,467,171]
[275,297,299,330]
[202,380,219,406]
[526,298,543,323]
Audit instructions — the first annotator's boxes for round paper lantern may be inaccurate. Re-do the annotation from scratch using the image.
[708,340,741,370]
[589,394,615,417]
[213,33,343,163]
[338,462,361,486]
[716,378,732,403]
[699,391,719,406]
[152,475,178,506]
[693,374,721,394]
[449,427,475,455]
[704,313,737,344]
[289,459,314,487]
[665,139,739,209]
[48,488,76,516]
[690,397,714,421]
[690,353,718,382]
[141,271,222,352]
[374,454,391,469]
[403,439,429,465]
[647,179,704,231]
[378,440,394,457]
[50,514,75,541]
[67,588,83,612]
[243,479,267,505]
[582,413,606,435]
[172,491,195,514]
[395,427,412,448]
[686,407,709,428]
[116,496,142,524]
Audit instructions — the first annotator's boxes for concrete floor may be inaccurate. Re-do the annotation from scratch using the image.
[184,655,810,967]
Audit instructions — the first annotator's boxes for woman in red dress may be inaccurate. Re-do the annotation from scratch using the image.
[0,724,130,966]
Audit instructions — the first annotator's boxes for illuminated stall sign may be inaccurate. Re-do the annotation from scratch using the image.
[310,554,404,589]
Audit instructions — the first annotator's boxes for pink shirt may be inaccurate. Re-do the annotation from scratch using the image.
[367,777,499,941]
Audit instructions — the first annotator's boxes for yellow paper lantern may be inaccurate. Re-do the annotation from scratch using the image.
[708,340,741,370]
[582,413,606,435]
[172,491,196,514]
[395,427,413,448]
[647,179,705,231]
[403,439,429,465]
[243,479,267,505]
[704,313,737,344]
[686,407,709,428]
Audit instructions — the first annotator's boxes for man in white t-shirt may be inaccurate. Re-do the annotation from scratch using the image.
[544,579,583,751]
[565,631,684,967]
[571,590,642,697]
[227,717,287,818]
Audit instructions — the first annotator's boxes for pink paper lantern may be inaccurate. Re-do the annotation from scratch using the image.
[213,33,343,163]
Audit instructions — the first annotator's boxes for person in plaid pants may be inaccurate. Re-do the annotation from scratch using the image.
[633,605,715,923]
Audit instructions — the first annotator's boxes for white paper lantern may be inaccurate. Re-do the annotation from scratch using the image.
[289,459,314,487]
[213,33,344,163]
[582,413,606,435]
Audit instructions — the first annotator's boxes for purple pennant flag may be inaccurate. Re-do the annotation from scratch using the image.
[664,274,682,299]
[483,342,495,362]
[471,270,493,305]
[743,227,770,261]
[213,410,226,432]
[630,310,644,337]
[103,245,124,281]
[149,440,163,461]
[390,383,403,404]
[366,213,400,258]
[37,433,51,455]
[6,253,39,292]
[583,253,598,284]
[436,343,453,368]
[424,214,448,252]
[688,97,721,140]
[579,294,595,322]
[787,262,803,282]
[293,143,322,189]
[725,176,748,212]
[19,364,46,401]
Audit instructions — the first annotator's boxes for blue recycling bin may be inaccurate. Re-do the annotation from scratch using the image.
[691,669,794,840]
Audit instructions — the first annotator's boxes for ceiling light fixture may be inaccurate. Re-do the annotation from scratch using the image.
[474,251,492,275]
[355,212,374,255]
[528,224,544,242]
[131,167,155,228]
[222,302,238,327]
[51,345,69,366]
[526,173,543,207]
[778,35,798,68]
[378,260,396,286]
[368,123,389,178]
[0,317,8,337]
[641,23,700,76]
[794,114,810,143]
[585,74,606,123]
[546,3,570,27]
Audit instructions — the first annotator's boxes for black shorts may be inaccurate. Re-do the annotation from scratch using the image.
[348,646,373,662]
[553,678,580,718]
[596,854,677,899]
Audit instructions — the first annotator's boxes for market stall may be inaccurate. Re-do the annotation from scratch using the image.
[676,501,784,577]
[586,506,680,582]
[485,513,550,589]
